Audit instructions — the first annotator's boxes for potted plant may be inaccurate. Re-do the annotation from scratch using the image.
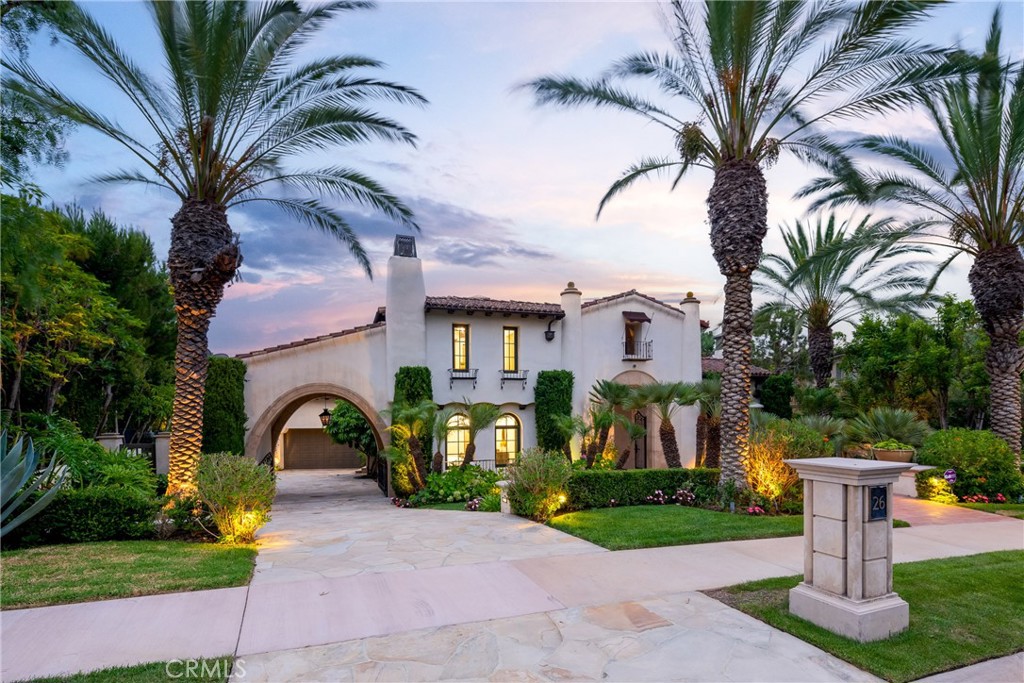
[871,439,915,463]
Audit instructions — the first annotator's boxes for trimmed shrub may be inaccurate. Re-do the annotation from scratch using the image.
[743,431,802,513]
[914,473,958,505]
[565,468,720,510]
[203,357,247,454]
[760,374,794,419]
[410,466,499,506]
[535,370,573,451]
[394,366,433,404]
[197,452,275,543]
[13,487,159,545]
[507,447,573,522]
[914,429,1024,500]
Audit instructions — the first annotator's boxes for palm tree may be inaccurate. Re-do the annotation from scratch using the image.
[525,0,953,486]
[755,214,935,388]
[588,379,633,457]
[800,11,1024,456]
[552,413,588,462]
[384,399,436,489]
[2,1,425,495]
[629,381,703,468]
[458,400,499,469]
[430,406,456,474]
[695,377,721,468]
[614,420,647,470]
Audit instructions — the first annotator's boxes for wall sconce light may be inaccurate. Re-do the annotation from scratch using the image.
[544,319,556,342]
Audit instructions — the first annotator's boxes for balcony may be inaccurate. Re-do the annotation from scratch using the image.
[448,368,478,389]
[500,369,529,389]
[623,339,653,361]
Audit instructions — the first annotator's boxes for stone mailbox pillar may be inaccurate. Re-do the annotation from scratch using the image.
[784,457,914,642]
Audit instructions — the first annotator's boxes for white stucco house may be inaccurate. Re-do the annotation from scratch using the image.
[238,236,706,490]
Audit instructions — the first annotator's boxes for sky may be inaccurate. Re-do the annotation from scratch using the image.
[18,0,1024,356]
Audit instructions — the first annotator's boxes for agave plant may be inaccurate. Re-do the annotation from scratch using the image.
[1,432,67,538]
[845,407,932,448]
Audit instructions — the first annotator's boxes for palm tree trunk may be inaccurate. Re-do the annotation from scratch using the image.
[659,418,681,468]
[695,414,707,467]
[614,448,630,470]
[432,450,443,473]
[706,421,721,469]
[708,159,767,488]
[407,434,428,486]
[165,198,240,497]
[969,246,1024,460]
[808,325,834,389]
[460,442,476,469]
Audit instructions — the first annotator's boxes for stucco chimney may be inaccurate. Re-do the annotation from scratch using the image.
[386,235,427,400]
[560,282,584,415]
[679,292,702,383]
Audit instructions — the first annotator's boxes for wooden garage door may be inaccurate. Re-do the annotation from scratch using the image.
[283,429,363,469]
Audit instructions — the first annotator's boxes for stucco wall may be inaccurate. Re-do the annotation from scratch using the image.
[425,313,563,405]
[242,326,388,458]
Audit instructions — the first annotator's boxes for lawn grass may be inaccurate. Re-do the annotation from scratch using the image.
[958,502,1024,519]
[707,550,1024,683]
[549,505,805,550]
[25,658,233,682]
[0,541,256,610]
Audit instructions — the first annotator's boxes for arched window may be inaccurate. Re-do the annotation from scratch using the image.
[445,414,469,467]
[494,413,521,467]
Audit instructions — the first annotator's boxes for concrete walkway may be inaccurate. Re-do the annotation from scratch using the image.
[2,471,1022,682]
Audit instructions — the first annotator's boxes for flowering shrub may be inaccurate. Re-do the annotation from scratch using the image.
[644,488,697,506]
[962,494,990,503]
[746,506,766,516]
[564,468,719,510]
[409,466,499,506]
[915,429,1024,500]
[391,497,413,508]
[465,497,482,511]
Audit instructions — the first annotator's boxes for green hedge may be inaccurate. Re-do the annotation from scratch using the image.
[535,370,573,451]
[914,429,1024,500]
[203,356,247,454]
[566,468,720,510]
[13,487,159,545]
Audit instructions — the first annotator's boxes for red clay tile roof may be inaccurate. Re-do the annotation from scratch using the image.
[701,357,772,377]
[582,289,694,318]
[236,321,385,359]
[424,295,564,317]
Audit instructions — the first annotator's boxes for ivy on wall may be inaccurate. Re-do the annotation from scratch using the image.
[535,370,573,451]
[202,356,247,454]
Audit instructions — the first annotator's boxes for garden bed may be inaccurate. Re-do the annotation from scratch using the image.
[0,540,256,610]
[706,550,1024,683]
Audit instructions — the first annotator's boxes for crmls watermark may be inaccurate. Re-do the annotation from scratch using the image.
[165,658,246,679]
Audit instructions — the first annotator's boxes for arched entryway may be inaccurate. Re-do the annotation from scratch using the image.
[610,370,657,469]
[246,382,390,490]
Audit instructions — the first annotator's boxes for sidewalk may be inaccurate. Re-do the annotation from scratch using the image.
[2,482,1022,682]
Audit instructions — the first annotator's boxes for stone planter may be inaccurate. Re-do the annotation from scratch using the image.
[871,448,914,463]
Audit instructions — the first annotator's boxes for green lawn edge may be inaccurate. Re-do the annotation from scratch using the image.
[0,540,257,610]
[22,657,234,683]
[706,550,1024,683]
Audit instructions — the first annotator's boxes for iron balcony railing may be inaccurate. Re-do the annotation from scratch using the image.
[500,369,528,389]
[622,339,653,361]
[448,368,478,389]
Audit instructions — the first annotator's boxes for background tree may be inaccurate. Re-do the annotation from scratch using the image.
[760,374,794,419]
[0,0,72,188]
[201,357,246,454]
[3,1,427,494]
[326,400,379,458]
[802,11,1023,455]
[695,377,721,468]
[755,214,935,388]
[527,0,952,485]
[753,307,810,378]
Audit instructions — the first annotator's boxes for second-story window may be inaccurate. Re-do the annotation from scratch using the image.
[503,326,518,372]
[452,324,469,370]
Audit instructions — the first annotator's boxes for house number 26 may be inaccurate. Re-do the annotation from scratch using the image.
[868,486,887,521]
